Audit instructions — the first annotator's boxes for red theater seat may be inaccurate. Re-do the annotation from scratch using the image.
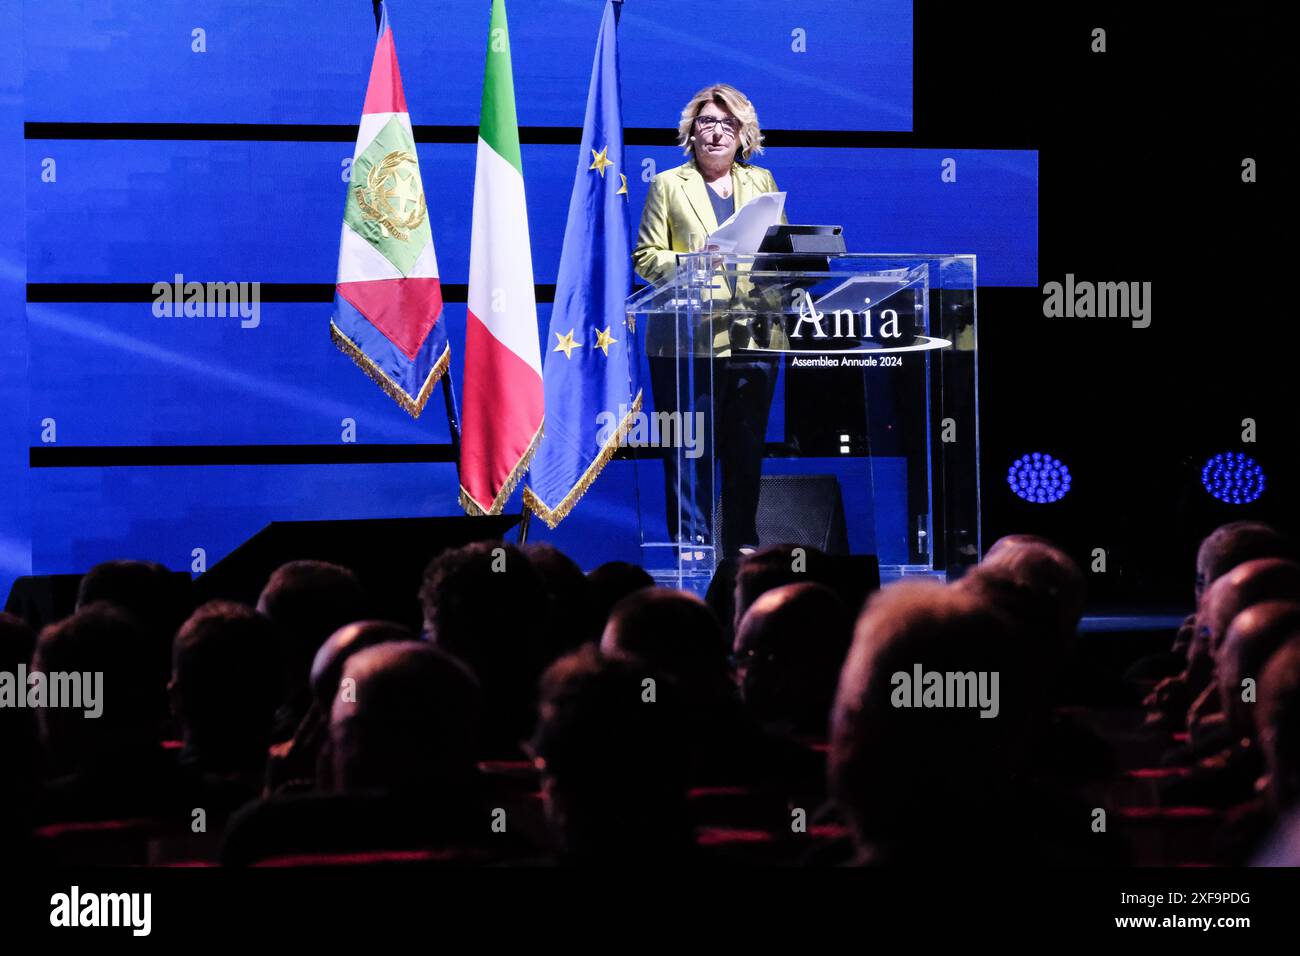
[33,816,227,866]
[1112,767,1192,807]
[251,847,493,867]
[33,817,166,866]
[1115,805,1222,867]
[694,821,852,865]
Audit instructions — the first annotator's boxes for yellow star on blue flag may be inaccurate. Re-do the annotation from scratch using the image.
[589,146,613,177]
[553,329,582,359]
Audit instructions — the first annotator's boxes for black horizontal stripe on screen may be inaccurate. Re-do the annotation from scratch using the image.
[29,443,458,467]
[27,444,676,468]
[23,121,1035,150]
[27,283,562,304]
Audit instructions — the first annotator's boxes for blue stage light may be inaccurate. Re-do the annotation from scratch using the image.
[1007,452,1071,504]
[1202,452,1265,504]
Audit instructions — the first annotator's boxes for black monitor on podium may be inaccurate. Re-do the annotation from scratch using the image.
[757,223,845,274]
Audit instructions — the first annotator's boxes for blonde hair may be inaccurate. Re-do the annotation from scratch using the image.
[677,83,764,161]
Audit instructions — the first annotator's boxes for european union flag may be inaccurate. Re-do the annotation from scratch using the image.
[524,0,639,527]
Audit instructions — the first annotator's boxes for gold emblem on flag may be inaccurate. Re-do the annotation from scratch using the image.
[355,150,427,241]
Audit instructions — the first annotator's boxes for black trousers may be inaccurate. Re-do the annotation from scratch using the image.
[648,354,779,555]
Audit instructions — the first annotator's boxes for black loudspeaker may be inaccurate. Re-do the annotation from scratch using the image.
[193,516,520,631]
[717,474,850,556]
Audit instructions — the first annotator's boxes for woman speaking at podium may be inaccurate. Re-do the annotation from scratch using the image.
[633,83,785,557]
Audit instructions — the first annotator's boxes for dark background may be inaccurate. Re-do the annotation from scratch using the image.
[944,4,1290,604]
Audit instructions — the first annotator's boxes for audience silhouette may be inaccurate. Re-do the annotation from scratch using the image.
[3,519,1298,868]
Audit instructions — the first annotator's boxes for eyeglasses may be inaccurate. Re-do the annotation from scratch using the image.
[695,115,740,135]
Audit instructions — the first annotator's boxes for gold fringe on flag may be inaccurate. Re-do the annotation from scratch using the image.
[330,320,448,419]
[458,417,546,517]
[522,389,643,529]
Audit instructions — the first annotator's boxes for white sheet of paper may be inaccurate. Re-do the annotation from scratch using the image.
[706,191,786,254]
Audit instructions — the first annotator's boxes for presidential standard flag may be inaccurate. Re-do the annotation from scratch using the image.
[459,0,545,515]
[331,1,448,416]
[523,0,639,527]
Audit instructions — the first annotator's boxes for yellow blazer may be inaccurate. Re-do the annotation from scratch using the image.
[633,156,784,285]
[633,156,788,356]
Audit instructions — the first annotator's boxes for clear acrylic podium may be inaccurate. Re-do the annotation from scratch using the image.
[624,252,979,593]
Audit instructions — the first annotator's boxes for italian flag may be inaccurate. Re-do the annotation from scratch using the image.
[331,2,448,417]
[459,0,544,515]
